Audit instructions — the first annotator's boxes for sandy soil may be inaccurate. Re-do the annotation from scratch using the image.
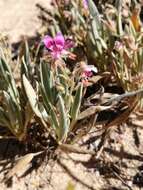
[0,122,143,190]
[0,0,51,43]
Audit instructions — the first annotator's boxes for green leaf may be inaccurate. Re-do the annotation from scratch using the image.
[22,75,42,118]
[88,0,101,31]
[3,91,19,128]
[40,85,51,112]
[40,61,54,104]
[0,57,18,100]
[88,0,107,55]
[49,105,59,134]
[0,107,11,127]
[71,84,83,121]
[21,57,30,80]
[24,40,31,66]
[115,0,123,36]
[58,95,68,141]
[3,91,23,131]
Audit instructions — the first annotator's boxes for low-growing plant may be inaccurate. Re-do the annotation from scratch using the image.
[0,37,33,141]
[22,32,109,143]
[23,58,84,142]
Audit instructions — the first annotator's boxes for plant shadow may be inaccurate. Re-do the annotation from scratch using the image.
[0,124,57,188]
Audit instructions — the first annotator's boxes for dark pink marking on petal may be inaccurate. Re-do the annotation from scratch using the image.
[83,70,93,77]
[54,33,65,49]
[64,38,74,49]
[43,35,55,50]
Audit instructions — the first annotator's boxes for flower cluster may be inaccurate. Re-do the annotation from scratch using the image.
[43,32,97,85]
[43,32,74,59]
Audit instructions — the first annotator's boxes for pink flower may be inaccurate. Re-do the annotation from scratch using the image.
[43,32,74,59]
[83,0,88,9]
[114,41,124,51]
[81,64,98,86]
[81,65,97,77]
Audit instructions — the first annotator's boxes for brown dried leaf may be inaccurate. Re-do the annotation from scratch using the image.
[78,105,111,120]
[131,5,141,32]
[131,119,143,128]
[89,72,110,84]
[5,151,44,181]
[129,111,143,127]
[88,75,103,83]
[59,143,95,155]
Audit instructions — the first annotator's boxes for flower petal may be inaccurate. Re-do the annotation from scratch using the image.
[51,51,61,59]
[64,38,74,49]
[83,65,98,73]
[43,35,54,50]
[82,70,93,77]
[54,33,65,48]
[83,0,88,9]
[88,65,98,73]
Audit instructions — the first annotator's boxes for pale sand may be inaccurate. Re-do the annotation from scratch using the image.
[0,0,51,43]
